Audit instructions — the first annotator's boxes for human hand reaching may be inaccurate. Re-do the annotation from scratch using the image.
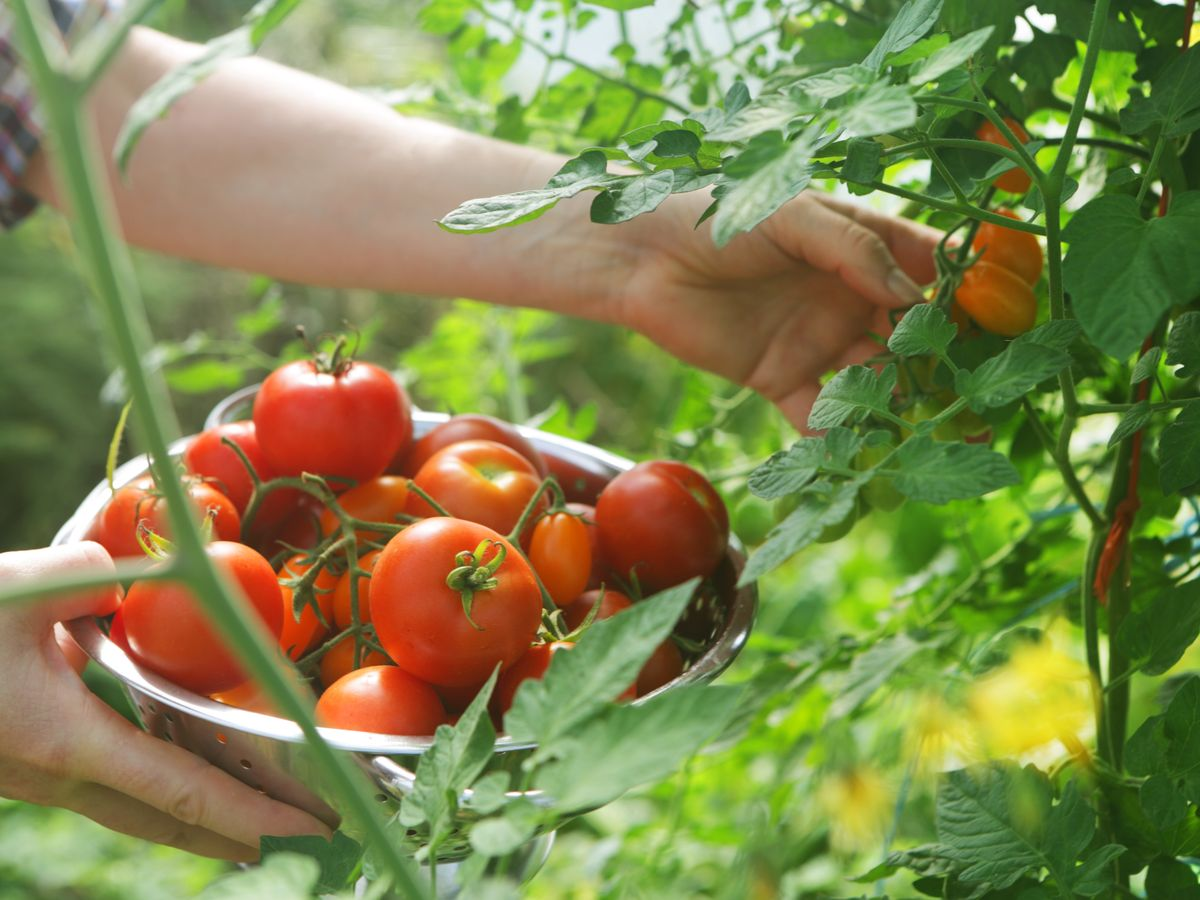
[0,542,332,862]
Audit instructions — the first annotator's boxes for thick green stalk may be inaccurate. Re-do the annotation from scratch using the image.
[11,5,426,896]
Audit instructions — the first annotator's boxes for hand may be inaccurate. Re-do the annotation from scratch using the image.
[618,191,940,429]
[0,543,332,861]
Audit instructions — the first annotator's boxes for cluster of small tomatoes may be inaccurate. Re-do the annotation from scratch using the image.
[85,348,730,737]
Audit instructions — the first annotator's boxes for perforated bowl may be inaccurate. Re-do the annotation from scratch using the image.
[54,392,756,875]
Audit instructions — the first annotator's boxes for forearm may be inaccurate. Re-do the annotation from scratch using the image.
[23,27,636,322]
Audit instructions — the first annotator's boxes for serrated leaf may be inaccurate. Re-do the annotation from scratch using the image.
[888,304,957,358]
[1160,404,1200,495]
[1108,400,1152,448]
[1061,193,1200,359]
[505,582,694,745]
[892,436,1020,503]
[534,684,741,810]
[747,438,824,499]
[711,131,814,247]
[838,83,919,138]
[1128,44,1200,137]
[463,771,510,815]
[908,27,993,85]
[737,481,862,585]
[829,632,931,719]
[1167,312,1200,379]
[793,63,877,100]
[853,844,955,883]
[1140,774,1189,827]
[704,93,813,143]
[1146,857,1200,898]
[954,342,1071,411]
[1131,347,1163,384]
[824,427,866,468]
[863,0,944,70]
[1126,677,1200,808]
[259,832,362,894]
[468,801,542,857]
[590,170,675,224]
[808,364,897,431]
[886,32,950,67]
[1013,319,1082,353]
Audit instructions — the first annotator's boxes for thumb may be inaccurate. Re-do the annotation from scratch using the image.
[1,542,122,626]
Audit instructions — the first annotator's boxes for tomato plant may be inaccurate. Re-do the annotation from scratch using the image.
[954,261,1038,337]
[971,210,1044,287]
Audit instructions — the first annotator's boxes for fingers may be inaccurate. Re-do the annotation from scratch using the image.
[813,193,941,285]
[0,543,121,627]
[72,701,333,850]
[62,783,263,862]
[769,196,928,310]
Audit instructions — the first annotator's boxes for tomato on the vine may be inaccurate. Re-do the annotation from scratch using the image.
[96,477,241,559]
[855,441,905,512]
[394,414,547,478]
[955,261,1037,337]
[371,517,542,688]
[409,440,546,535]
[528,512,592,606]
[972,210,1043,286]
[595,461,729,594]
[318,634,390,689]
[253,357,412,484]
[332,549,381,631]
[277,552,339,661]
[122,541,283,695]
[318,475,412,542]
[315,666,447,736]
[975,118,1033,194]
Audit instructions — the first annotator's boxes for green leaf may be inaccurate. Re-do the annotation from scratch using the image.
[711,132,814,247]
[954,342,1072,411]
[808,364,897,430]
[863,0,944,70]
[419,0,470,34]
[1160,404,1200,495]
[1108,400,1152,449]
[892,436,1020,503]
[907,27,994,85]
[738,481,862,585]
[1131,346,1163,384]
[505,582,695,746]
[1130,44,1200,137]
[793,63,877,100]
[704,93,813,143]
[1146,857,1200,898]
[651,129,702,158]
[886,32,950,67]
[198,852,320,899]
[1013,319,1082,353]
[887,304,957,358]
[829,632,932,719]
[1167,312,1200,379]
[590,171,675,224]
[1140,774,1189,827]
[1126,677,1200,806]
[259,832,362,894]
[468,801,542,857]
[534,684,741,810]
[165,359,247,394]
[1012,31,1078,92]
[579,0,655,9]
[463,771,510,815]
[747,438,824,499]
[838,83,919,138]
[1061,193,1200,359]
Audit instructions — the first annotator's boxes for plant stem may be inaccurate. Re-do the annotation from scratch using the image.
[0,559,179,608]
[859,180,1048,234]
[1020,399,1104,530]
[1135,130,1166,208]
[1078,399,1197,415]
[69,0,165,85]
[1049,0,1113,188]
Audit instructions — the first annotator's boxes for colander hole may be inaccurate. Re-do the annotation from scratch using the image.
[147,702,157,714]
[162,733,173,743]
[164,712,176,724]
[376,794,389,803]
[215,733,227,745]
[239,759,252,770]
[254,787,266,795]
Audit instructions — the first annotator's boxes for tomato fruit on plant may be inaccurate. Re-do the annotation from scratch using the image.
[733,494,775,546]
[975,118,1033,194]
[371,517,542,688]
[528,512,592,606]
[318,634,390,688]
[972,209,1043,286]
[122,541,283,695]
[409,440,546,535]
[253,358,412,484]
[315,666,447,736]
[394,413,547,477]
[277,553,339,661]
[595,460,729,594]
[96,477,241,559]
[955,261,1037,337]
[332,549,380,631]
[318,476,412,542]
[855,441,905,512]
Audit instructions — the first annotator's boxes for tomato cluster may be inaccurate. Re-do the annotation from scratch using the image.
[89,352,730,737]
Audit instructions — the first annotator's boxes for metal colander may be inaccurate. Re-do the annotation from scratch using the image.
[53,393,757,880]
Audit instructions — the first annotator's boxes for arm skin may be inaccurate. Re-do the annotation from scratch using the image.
[22,25,939,429]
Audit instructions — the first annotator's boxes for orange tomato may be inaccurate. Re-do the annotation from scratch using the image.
[332,549,381,631]
[972,210,1043,285]
[318,475,411,543]
[955,262,1037,337]
[975,118,1033,194]
[278,553,339,661]
[318,633,390,688]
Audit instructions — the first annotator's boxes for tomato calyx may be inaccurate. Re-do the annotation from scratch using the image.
[297,326,358,378]
[445,539,509,630]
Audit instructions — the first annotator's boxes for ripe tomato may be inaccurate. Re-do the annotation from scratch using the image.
[332,549,380,631]
[564,502,605,589]
[409,440,546,535]
[253,358,412,484]
[210,669,311,716]
[595,461,729,594]
[393,414,547,478]
[528,512,591,606]
[318,476,412,542]
[122,541,283,695]
[492,641,573,718]
[96,477,241,559]
[955,261,1037,337]
[562,588,633,632]
[315,666,447,736]
[558,589,682,695]
[637,640,684,696]
[972,210,1043,286]
[545,452,611,505]
[277,553,339,661]
[975,118,1033,194]
[252,492,325,559]
[371,518,543,688]
[318,634,390,688]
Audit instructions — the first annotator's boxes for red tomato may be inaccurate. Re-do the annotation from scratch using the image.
[107,605,130,653]
[528,512,592,606]
[210,669,311,716]
[493,641,573,718]
[96,477,241,559]
[315,666,447,736]
[318,476,411,543]
[975,118,1033,194]
[253,358,412,484]
[394,414,547,477]
[595,461,729,594]
[544,452,611,505]
[562,588,633,632]
[332,549,380,631]
[277,553,339,661]
[409,440,546,535]
[972,210,1043,286]
[371,518,543,688]
[436,681,486,715]
[637,640,684,696]
[252,493,326,559]
[318,634,390,689]
[955,261,1037,337]
[122,541,283,695]
[564,502,605,590]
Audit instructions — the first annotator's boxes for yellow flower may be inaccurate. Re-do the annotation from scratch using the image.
[816,765,894,855]
[907,691,979,771]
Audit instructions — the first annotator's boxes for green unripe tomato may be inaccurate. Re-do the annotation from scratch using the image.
[855,443,905,512]
[815,496,864,544]
[733,494,775,547]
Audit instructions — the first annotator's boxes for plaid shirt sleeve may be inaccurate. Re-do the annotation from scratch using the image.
[0,0,109,229]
